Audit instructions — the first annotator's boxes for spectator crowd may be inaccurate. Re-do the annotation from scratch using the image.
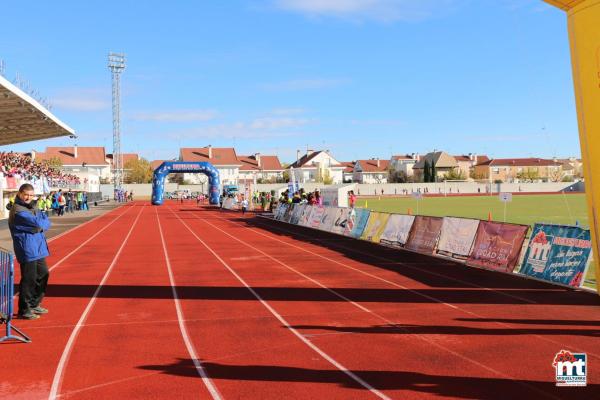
[0,151,80,187]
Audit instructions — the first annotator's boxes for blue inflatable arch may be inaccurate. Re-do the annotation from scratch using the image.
[151,161,220,205]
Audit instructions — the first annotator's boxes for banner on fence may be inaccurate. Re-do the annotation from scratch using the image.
[346,208,371,238]
[331,207,351,234]
[380,214,415,248]
[309,206,325,229]
[289,204,306,225]
[298,205,314,227]
[467,221,529,272]
[437,217,480,258]
[283,204,295,223]
[222,197,237,210]
[405,216,444,254]
[319,207,339,231]
[519,224,592,287]
[360,212,390,243]
[274,204,288,220]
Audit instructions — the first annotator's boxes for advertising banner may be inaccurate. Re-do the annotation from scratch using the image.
[283,204,295,223]
[437,217,480,258]
[519,224,592,287]
[290,204,306,225]
[346,208,371,238]
[309,206,325,229]
[380,214,415,248]
[298,205,314,227]
[405,216,444,254]
[331,208,351,234]
[467,221,529,272]
[319,207,339,231]
[274,204,288,220]
[360,212,391,243]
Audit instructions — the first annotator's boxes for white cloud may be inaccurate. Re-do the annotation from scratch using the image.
[52,88,110,111]
[260,78,348,91]
[274,0,464,22]
[129,109,218,122]
[269,107,307,115]
[171,115,312,140]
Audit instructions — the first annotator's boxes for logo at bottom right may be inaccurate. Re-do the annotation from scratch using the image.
[554,350,587,387]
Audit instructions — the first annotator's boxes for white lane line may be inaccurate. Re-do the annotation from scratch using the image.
[194,216,561,400]
[168,207,391,400]
[48,204,124,243]
[48,205,134,273]
[228,216,600,361]
[154,207,223,400]
[48,205,146,400]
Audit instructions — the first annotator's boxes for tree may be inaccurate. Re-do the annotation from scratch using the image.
[517,168,540,182]
[549,168,564,183]
[430,162,437,182]
[443,168,466,181]
[423,160,431,183]
[42,156,62,170]
[124,158,153,183]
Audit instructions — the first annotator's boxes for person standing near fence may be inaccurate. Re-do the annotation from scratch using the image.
[9,184,51,320]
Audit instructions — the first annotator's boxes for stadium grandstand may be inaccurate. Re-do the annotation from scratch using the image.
[0,73,77,214]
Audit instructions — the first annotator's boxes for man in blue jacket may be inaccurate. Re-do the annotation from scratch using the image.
[9,184,51,320]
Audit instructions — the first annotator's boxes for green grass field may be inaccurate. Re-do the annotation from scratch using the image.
[356,194,596,290]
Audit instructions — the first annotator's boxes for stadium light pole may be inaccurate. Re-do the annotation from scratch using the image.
[108,52,126,192]
[543,0,600,294]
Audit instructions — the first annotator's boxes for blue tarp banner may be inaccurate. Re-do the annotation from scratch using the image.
[519,223,592,287]
[347,208,371,239]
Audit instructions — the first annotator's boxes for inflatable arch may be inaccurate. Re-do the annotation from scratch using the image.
[151,161,220,205]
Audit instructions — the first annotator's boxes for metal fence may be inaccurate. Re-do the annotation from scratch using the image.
[0,248,30,343]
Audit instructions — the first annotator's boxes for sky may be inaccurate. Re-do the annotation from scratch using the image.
[0,0,579,163]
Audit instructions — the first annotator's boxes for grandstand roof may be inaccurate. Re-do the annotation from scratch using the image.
[180,147,241,166]
[0,75,75,145]
[35,146,109,166]
[355,159,389,173]
[476,158,561,167]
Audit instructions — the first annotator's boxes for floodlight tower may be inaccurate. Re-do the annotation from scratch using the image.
[108,52,126,191]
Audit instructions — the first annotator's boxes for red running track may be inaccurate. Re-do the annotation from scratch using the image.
[2,200,599,399]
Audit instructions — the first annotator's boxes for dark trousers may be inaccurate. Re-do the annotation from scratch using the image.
[18,258,49,314]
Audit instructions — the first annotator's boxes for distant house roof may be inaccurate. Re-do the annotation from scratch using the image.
[180,147,241,166]
[236,154,284,171]
[356,159,390,173]
[288,150,342,168]
[150,160,165,170]
[35,146,109,166]
[106,153,139,167]
[340,161,355,173]
[391,154,416,161]
[476,158,561,167]
[453,154,489,164]
[414,151,458,169]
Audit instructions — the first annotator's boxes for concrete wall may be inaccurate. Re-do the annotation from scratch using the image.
[103,181,585,199]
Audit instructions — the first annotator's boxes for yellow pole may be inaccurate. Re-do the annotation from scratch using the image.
[544,0,600,293]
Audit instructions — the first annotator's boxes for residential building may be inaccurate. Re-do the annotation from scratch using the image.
[389,154,419,178]
[33,146,111,192]
[412,151,459,182]
[179,146,241,185]
[340,161,355,183]
[353,159,390,183]
[288,150,344,184]
[555,157,583,178]
[453,153,489,178]
[238,153,284,183]
[473,158,564,182]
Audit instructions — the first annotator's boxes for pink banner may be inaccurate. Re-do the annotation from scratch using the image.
[467,221,529,273]
[405,216,443,254]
